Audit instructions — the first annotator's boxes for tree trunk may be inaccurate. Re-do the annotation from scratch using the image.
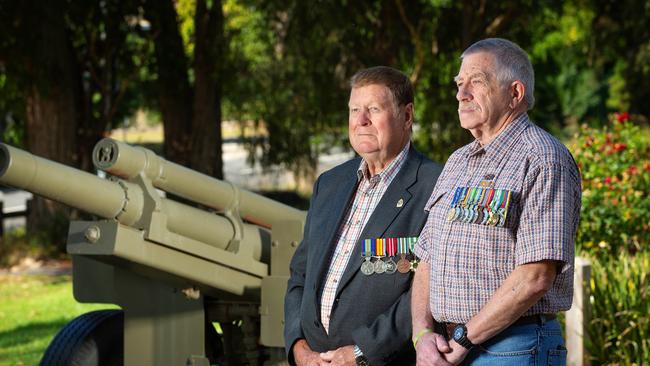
[191,0,224,178]
[145,0,224,179]
[23,0,81,249]
[144,0,194,167]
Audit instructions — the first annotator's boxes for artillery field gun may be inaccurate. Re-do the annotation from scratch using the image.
[0,139,306,366]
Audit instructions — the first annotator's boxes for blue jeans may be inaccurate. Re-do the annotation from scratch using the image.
[462,318,567,366]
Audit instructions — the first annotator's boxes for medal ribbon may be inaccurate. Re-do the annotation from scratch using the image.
[363,238,374,256]
[386,238,397,257]
[460,187,471,207]
[375,238,384,257]
[450,187,462,208]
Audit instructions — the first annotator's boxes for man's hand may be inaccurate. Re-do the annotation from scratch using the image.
[415,332,453,366]
[442,340,470,365]
[293,339,328,366]
[319,345,356,366]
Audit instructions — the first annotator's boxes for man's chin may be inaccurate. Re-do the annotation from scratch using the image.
[459,119,478,130]
[353,145,380,157]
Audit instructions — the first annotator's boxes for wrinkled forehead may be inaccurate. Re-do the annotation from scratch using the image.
[454,52,497,81]
[349,83,395,104]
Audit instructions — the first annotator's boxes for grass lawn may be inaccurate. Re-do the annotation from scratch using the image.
[0,275,118,366]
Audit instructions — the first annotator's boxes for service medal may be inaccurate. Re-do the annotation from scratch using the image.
[481,208,490,225]
[410,259,419,272]
[446,208,457,222]
[360,240,375,275]
[384,259,397,274]
[397,238,411,273]
[475,208,484,224]
[374,259,386,274]
[361,258,374,275]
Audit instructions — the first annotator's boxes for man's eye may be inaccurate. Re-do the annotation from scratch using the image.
[472,79,483,85]
[369,107,380,113]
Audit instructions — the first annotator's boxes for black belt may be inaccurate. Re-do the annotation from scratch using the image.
[437,314,557,340]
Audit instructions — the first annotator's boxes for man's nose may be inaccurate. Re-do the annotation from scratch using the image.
[354,110,371,125]
[456,85,472,102]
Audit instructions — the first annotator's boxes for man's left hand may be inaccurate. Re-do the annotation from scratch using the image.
[443,340,470,365]
[319,345,356,366]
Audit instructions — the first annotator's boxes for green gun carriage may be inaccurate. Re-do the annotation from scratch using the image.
[0,139,305,366]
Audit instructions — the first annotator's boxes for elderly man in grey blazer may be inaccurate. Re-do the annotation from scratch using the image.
[284,66,442,366]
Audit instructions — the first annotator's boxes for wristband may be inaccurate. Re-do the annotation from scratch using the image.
[412,327,433,348]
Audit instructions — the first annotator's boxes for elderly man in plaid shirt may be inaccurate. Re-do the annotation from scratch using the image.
[284,66,442,366]
[411,38,581,366]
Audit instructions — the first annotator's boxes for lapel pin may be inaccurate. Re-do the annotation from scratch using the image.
[396,198,404,207]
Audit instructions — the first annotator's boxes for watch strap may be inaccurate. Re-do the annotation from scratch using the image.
[354,345,369,366]
[453,324,475,350]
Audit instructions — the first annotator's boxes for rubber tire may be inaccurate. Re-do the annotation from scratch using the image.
[40,309,124,366]
[41,310,221,366]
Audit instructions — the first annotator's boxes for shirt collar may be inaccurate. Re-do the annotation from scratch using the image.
[357,141,410,185]
[466,113,530,158]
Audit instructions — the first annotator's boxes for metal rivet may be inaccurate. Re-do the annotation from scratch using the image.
[181,287,201,300]
[84,226,101,243]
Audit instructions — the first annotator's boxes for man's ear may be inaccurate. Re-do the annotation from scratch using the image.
[403,102,414,130]
[509,81,526,109]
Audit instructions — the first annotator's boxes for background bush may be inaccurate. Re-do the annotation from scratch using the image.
[568,113,650,256]
[583,251,649,365]
[567,112,650,364]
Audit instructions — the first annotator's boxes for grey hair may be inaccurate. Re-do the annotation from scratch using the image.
[461,38,535,110]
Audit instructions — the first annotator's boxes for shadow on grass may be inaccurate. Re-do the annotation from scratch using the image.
[0,318,69,348]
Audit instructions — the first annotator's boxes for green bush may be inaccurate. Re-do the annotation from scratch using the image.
[568,112,650,255]
[583,251,650,365]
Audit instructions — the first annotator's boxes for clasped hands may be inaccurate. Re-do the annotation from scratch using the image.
[415,332,469,366]
[294,339,356,366]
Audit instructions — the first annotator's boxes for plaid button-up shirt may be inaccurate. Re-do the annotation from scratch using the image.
[414,114,581,323]
[320,142,410,333]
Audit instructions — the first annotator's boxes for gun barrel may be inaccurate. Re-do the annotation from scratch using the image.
[93,138,305,227]
[0,144,126,219]
[0,143,251,254]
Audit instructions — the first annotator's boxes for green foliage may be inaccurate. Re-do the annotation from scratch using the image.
[568,113,650,255]
[0,228,60,268]
[583,251,650,365]
[0,275,118,366]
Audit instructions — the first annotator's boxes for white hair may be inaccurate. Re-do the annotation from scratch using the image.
[461,38,535,110]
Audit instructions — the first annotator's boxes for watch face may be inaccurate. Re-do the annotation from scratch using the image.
[453,326,464,340]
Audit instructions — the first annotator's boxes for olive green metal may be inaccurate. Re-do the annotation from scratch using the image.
[93,138,304,227]
[0,141,306,365]
[0,143,128,220]
[0,143,265,257]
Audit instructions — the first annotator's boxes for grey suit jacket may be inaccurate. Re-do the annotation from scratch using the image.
[284,145,442,366]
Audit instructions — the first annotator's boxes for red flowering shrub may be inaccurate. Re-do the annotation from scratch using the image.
[568,113,650,255]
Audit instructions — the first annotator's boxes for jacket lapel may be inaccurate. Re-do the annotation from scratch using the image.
[312,164,360,302]
[335,147,421,298]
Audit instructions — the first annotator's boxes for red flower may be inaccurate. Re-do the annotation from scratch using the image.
[644,164,650,172]
[628,165,638,175]
[604,177,612,185]
[613,143,627,152]
[614,112,630,123]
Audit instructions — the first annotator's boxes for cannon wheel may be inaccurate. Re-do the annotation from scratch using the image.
[41,309,221,366]
[40,309,124,366]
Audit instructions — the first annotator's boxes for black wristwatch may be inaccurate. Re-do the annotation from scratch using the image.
[452,324,475,350]
[353,345,369,366]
